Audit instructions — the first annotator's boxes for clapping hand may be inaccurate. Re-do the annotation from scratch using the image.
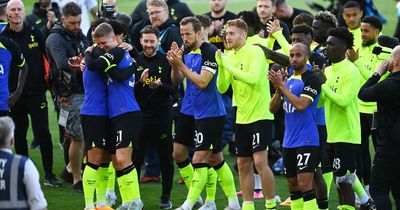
[313,63,327,84]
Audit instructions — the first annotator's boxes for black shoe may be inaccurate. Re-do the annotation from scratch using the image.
[60,168,73,183]
[30,141,40,149]
[44,174,63,187]
[160,197,172,209]
[72,180,83,193]
[360,199,376,210]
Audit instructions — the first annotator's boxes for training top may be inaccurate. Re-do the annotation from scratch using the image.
[283,70,321,148]
[107,51,140,118]
[354,42,391,114]
[0,35,25,111]
[183,42,226,120]
[319,59,361,144]
[216,43,274,124]
[349,27,362,50]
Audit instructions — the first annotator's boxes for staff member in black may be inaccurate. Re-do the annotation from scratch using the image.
[358,45,400,210]
[2,0,62,187]
[133,25,175,209]
[25,0,61,36]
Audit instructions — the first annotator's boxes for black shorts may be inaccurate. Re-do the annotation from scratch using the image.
[235,120,273,157]
[194,116,225,153]
[174,113,195,147]
[317,125,328,169]
[283,146,319,178]
[326,142,358,177]
[81,115,111,152]
[110,111,141,150]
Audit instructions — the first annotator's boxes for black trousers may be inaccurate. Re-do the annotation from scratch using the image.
[10,94,54,176]
[357,113,376,185]
[370,153,400,210]
[134,123,174,198]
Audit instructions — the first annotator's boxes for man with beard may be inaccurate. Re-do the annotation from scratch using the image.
[204,0,236,50]
[46,2,88,192]
[133,25,175,209]
[255,0,289,45]
[270,43,321,210]
[273,0,311,32]
[169,17,240,210]
[25,0,61,36]
[131,0,182,53]
[130,0,193,26]
[314,27,361,210]
[346,16,389,209]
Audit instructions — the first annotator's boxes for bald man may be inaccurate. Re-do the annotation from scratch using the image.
[358,46,400,210]
[270,43,321,210]
[2,0,61,187]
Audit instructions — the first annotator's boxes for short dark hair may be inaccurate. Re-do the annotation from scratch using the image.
[62,2,82,17]
[0,0,8,17]
[90,17,108,32]
[108,20,126,36]
[343,1,361,9]
[180,17,202,33]
[314,11,338,28]
[328,27,354,49]
[257,0,276,7]
[362,16,382,31]
[275,0,287,7]
[238,10,261,34]
[195,15,211,29]
[292,24,314,39]
[140,25,160,38]
[293,13,314,27]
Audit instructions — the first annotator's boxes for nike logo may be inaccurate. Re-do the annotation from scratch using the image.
[40,103,47,109]
[298,166,307,171]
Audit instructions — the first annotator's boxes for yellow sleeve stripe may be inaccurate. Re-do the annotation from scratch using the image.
[99,55,111,67]
[17,59,26,68]
[104,64,116,73]
[300,94,314,103]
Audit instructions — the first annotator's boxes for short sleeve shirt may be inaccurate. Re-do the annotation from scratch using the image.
[283,70,321,148]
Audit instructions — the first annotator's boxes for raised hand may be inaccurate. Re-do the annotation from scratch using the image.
[313,63,327,84]
[346,48,359,62]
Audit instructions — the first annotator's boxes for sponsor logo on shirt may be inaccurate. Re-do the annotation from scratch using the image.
[28,42,38,49]
[204,60,217,68]
[304,85,317,95]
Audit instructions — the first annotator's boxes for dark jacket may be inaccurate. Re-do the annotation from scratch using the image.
[45,23,88,96]
[358,71,400,157]
[130,0,193,26]
[2,23,47,96]
[131,17,182,53]
[25,2,61,37]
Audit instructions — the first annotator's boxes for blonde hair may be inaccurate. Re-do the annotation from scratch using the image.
[93,22,114,39]
[147,0,168,10]
[226,19,248,33]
